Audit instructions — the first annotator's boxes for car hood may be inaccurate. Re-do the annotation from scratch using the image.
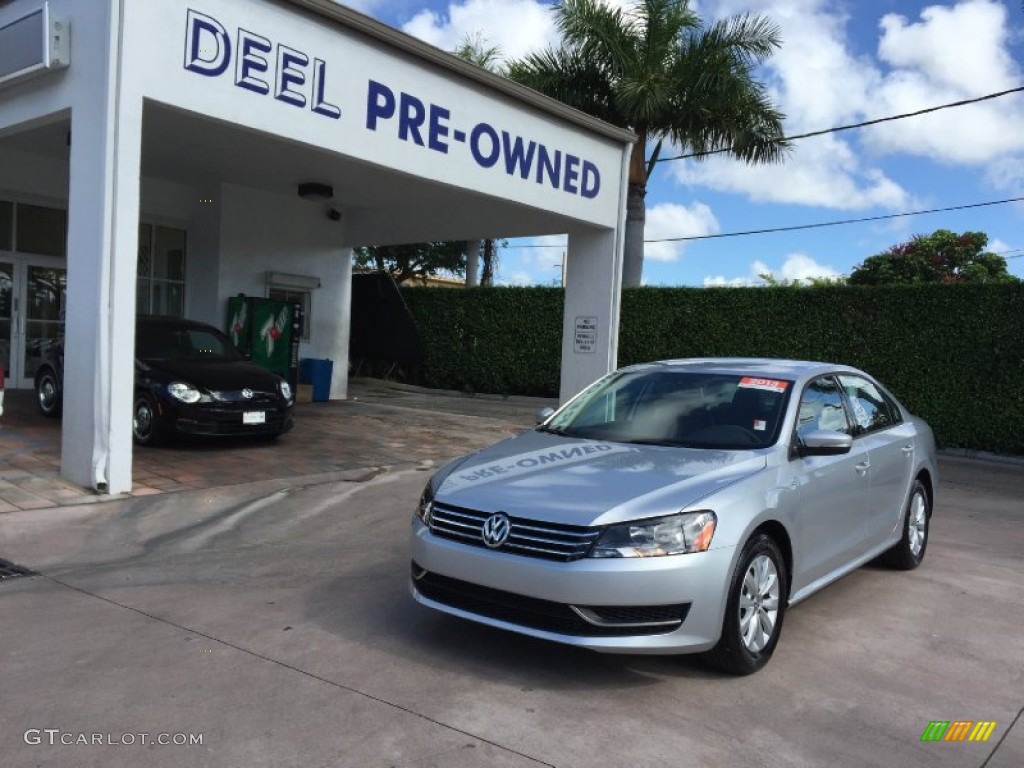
[434,429,767,527]
[139,358,283,391]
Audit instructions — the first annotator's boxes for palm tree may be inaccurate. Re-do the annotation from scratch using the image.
[507,0,788,286]
[454,34,505,286]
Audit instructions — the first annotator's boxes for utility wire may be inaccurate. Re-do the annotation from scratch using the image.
[504,197,1024,248]
[647,196,1024,243]
[656,86,1024,163]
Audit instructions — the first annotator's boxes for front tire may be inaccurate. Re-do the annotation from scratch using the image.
[132,393,163,446]
[879,479,930,570]
[705,534,788,676]
[35,368,62,417]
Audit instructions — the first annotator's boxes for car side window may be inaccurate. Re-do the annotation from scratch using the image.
[838,375,897,434]
[796,376,852,441]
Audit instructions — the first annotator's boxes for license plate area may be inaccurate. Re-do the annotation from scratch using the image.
[243,411,266,425]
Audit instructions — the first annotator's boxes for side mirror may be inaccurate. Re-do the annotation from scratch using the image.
[799,430,853,457]
[535,407,555,425]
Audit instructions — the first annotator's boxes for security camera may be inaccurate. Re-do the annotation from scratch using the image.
[327,208,341,221]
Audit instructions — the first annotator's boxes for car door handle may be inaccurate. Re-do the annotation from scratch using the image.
[855,461,870,476]
[901,445,914,455]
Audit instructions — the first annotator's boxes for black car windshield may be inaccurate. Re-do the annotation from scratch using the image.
[540,369,793,449]
[136,324,243,362]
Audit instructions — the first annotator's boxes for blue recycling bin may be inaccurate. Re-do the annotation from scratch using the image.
[299,358,333,402]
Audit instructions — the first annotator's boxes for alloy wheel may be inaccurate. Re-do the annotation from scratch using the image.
[738,554,781,653]
[133,399,155,442]
[38,376,58,413]
[908,491,927,557]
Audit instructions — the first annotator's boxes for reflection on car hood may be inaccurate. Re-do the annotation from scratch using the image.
[140,358,282,391]
[435,429,767,527]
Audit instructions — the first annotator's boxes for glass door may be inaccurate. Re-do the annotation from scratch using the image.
[3,257,67,389]
[20,262,66,388]
[0,260,11,383]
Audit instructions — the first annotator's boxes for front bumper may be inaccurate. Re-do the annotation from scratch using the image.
[160,399,294,437]
[410,518,736,654]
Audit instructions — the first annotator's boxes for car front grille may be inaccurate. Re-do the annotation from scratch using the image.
[211,389,281,406]
[412,564,689,637]
[428,502,601,561]
[175,406,292,436]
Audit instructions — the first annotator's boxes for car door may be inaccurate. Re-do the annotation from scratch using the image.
[838,374,916,551]
[789,375,871,590]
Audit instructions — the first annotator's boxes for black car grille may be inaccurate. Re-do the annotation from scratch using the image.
[428,502,601,561]
[174,404,291,436]
[210,390,281,406]
[412,565,689,637]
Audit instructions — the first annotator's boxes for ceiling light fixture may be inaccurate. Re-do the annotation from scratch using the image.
[297,182,333,201]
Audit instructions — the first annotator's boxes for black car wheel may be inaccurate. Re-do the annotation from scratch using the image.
[35,368,62,418]
[705,533,788,676]
[879,479,930,570]
[132,394,163,446]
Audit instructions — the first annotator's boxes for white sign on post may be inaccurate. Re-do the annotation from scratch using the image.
[574,316,598,354]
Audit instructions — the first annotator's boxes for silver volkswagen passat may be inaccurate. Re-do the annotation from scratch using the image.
[410,359,937,674]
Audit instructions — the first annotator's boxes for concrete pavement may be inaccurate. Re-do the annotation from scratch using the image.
[0,390,1021,768]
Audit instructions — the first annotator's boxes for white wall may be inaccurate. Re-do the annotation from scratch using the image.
[0,147,69,202]
[122,0,625,229]
[217,183,351,397]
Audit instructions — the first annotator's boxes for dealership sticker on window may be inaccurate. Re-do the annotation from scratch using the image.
[753,419,767,431]
[738,377,789,393]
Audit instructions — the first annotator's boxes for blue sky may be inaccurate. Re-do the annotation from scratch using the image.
[349,0,1024,286]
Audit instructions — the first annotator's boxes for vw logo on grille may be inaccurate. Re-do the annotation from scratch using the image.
[481,512,511,548]
[241,388,254,399]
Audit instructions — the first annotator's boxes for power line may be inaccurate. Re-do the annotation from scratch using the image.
[647,196,1024,243]
[656,86,1024,163]
[504,197,1024,248]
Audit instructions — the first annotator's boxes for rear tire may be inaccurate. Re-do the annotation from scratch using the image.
[132,393,163,446]
[704,533,788,676]
[879,479,930,570]
[35,368,62,418]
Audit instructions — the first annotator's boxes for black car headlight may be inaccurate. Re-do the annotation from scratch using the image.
[167,381,202,404]
[279,380,293,402]
[415,479,435,524]
[590,511,717,558]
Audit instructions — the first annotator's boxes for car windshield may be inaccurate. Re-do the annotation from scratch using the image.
[541,369,793,449]
[136,324,242,362]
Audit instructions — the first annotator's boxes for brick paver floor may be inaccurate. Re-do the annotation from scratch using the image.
[0,381,536,511]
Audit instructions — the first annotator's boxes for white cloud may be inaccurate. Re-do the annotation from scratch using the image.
[776,252,840,282]
[696,0,1024,206]
[498,269,534,286]
[643,202,720,262]
[670,136,913,210]
[495,234,567,285]
[401,0,558,61]
[865,1,1024,164]
[703,252,839,286]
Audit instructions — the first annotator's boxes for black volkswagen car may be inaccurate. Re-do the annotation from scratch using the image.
[35,316,294,444]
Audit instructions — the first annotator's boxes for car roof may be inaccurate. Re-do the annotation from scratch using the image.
[622,358,864,382]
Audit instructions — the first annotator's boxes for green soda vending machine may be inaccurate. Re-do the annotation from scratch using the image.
[226,294,301,390]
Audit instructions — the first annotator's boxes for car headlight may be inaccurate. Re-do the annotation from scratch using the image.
[590,511,717,558]
[279,380,293,401]
[167,381,202,404]
[415,479,435,524]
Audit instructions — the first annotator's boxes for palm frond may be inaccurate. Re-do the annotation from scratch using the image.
[507,47,624,126]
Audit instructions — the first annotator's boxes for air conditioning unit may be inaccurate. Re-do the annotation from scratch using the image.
[0,3,70,91]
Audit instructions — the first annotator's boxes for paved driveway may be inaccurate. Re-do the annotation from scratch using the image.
[0,387,1021,768]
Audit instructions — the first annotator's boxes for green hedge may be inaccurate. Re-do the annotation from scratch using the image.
[401,284,1024,454]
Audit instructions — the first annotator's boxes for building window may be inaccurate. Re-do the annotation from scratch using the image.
[0,201,12,251]
[138,223,186,317]
[15,203,66,256]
